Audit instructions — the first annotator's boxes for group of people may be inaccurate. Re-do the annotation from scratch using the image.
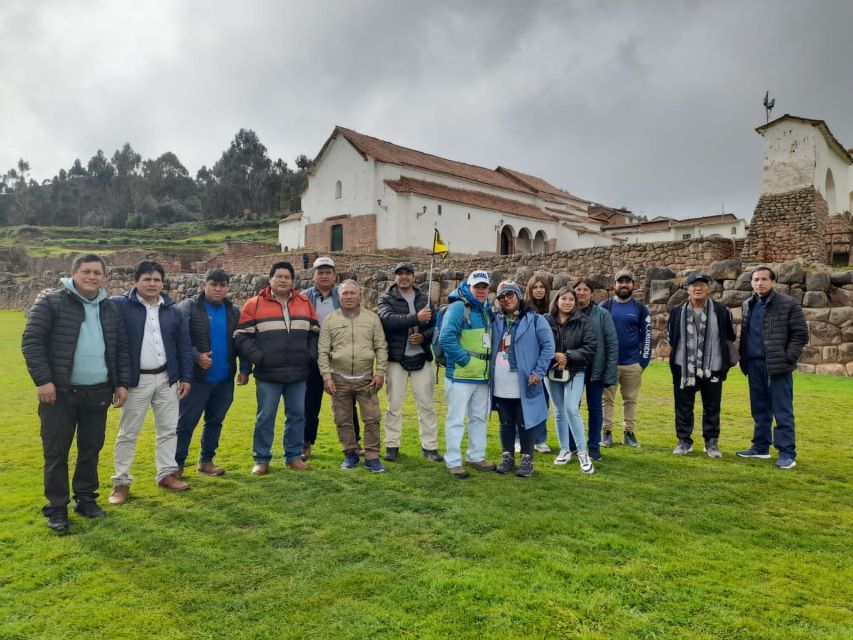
[22,253,809,534]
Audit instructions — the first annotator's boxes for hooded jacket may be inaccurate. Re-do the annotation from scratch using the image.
[438,282,492,384]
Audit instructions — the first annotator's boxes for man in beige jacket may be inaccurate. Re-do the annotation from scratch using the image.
[318,280,388,472]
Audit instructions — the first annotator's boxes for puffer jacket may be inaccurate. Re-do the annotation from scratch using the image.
[318,307,388,379]
[111,288,193,387]
[22,287,131,389]
[178,293,241,382]
[581,302,618,384]
[739,289,808,376]
[438,282,492,384]
[545,310,597,374]
[377,283,435,363]
[234,287,319,383]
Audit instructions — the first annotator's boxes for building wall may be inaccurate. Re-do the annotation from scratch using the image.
[304,214,377,253]
[742,187,828,263]
[278,215,306,250]
[814,135,851,214]
[760,121,819,195]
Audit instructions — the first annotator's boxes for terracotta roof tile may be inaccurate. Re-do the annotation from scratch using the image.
[384,177,556,223]
[332,127,533,194]
[496,166,580,200]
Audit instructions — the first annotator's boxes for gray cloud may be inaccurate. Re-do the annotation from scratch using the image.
[2,0,852,219]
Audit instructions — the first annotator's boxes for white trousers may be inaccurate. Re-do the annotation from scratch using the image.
[384,362,438,449]
[112,371,180,485]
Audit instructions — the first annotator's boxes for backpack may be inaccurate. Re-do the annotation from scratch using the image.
[431,300,471,369]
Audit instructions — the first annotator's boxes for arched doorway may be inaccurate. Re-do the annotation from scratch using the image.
[500,225,515,255]
[517,228,532,254]
[533,230,547,253]
[825,169,837,213]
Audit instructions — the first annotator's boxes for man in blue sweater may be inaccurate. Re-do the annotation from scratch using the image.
[601,269,652,448]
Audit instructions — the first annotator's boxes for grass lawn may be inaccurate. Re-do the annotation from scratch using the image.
[1,309,851,639]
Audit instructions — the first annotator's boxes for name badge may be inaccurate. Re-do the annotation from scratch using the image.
[482,332,491,349]
[504,334,512,346]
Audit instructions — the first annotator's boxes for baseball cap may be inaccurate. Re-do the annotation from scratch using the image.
[615,269,634,282]
[393,261,415,274]
[685,272,711,286]
[313,256,335,269]
[467,270,490,287]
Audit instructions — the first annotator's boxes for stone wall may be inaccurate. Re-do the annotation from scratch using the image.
[826,212,853,266]
[742,186,828,263]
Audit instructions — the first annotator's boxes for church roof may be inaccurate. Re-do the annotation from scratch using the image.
[756,114,853,164]
[384,177,557,222]
[495,166,584,202]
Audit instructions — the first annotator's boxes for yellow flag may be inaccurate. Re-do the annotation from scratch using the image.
[433,229,448,255]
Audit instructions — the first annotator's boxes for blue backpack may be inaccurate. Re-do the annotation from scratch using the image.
[431,300,471,368]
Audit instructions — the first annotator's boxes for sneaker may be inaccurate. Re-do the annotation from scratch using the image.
[467,459,497,472]
[340,451,360,470]
[515,454,534,478]
[46,507,69,533]
[421,448,444,463]
[623,431,640,448]
[775,454,797,470]
[554,449,572,465]
[736,447,771,459]
[578,452,595,474]
[601,431,613,448]
[496,451,515,474]
[197,461,226,476]
[673,440,693,455]
[364,458,386,474]
[534,442,552,454]
[703,438,722,458]
[383,447,399,462]
[73,500,106,519]
[447,466,470,479]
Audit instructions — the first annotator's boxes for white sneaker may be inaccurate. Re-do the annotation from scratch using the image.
[578,452,595,474]
[534,442,552,454]
[554,449,572,465]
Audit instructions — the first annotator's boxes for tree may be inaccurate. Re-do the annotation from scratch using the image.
[112,143,142,177]
[212,128,273,216]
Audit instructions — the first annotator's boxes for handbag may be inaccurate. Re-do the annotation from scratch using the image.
[547,365,570,383]
[400,352,427,371]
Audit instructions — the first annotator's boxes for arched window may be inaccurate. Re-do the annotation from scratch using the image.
[825,169,836,213]
[335,180,342,199]
[330,224,343,251]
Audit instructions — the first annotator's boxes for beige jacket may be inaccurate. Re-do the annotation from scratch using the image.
[318,307,388,379]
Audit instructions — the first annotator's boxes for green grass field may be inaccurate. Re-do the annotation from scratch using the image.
[1,310,852,639]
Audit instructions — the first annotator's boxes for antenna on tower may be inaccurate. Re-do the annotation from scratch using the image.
[763,91,776,123]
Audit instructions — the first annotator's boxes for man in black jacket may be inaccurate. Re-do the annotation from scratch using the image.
[175,269,244,478]
[22,254,130,533]
[736,266,809,469]
[667,273,736,457]
[377,262,443,462]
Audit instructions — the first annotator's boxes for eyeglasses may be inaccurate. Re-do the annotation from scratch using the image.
[497,293,516,300]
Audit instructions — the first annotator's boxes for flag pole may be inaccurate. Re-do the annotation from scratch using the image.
[427,227,436,305]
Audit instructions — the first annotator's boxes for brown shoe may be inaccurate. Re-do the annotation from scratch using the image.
[300,443,312,461]
[108,484,129,505]
[447,466,470,479]
[176,466,184,479]
[467,459,497,472]
[251,463,270,476]
[157,473,190,491]
[286,458,310,471]
[197,461,225,476]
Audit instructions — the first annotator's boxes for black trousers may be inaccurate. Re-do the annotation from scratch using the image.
[671,366,722,445]
[495,397,534,455]
[38,383,113,510]
[305,362,360,445]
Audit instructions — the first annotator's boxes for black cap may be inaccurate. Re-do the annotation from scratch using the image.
[394,261,415,274]
[685,272,711,286]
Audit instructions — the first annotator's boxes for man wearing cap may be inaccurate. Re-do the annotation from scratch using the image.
[667,273,736,457]
[302,256,361,460]
[600,269,651,448]
[438,270,496,478]
[378,262,442,463]
[736,266,808,469]
[173,268,243,480]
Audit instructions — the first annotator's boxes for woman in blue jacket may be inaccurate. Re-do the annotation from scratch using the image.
[490,281,554,478]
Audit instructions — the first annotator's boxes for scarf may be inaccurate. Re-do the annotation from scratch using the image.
[680,299,712,389]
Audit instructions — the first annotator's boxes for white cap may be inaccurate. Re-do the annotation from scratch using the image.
[313,256,335,269]
[467,270,490,286]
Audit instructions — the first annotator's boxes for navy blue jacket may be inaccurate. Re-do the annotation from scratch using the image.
[111,289,193,387]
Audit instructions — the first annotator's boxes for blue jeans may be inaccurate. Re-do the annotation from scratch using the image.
[443,380,489,468]
[547,371,587,453]
[253,380,307,464]
[747,359,796,457]
[570,379,604,455]
[175,380,235,466]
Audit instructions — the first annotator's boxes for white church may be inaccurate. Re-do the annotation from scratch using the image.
[278,126,614,255]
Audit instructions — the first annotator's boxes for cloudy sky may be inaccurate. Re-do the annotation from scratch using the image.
[3,0,852,220]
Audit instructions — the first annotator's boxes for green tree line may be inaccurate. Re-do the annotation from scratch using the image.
[0,129,309,228]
